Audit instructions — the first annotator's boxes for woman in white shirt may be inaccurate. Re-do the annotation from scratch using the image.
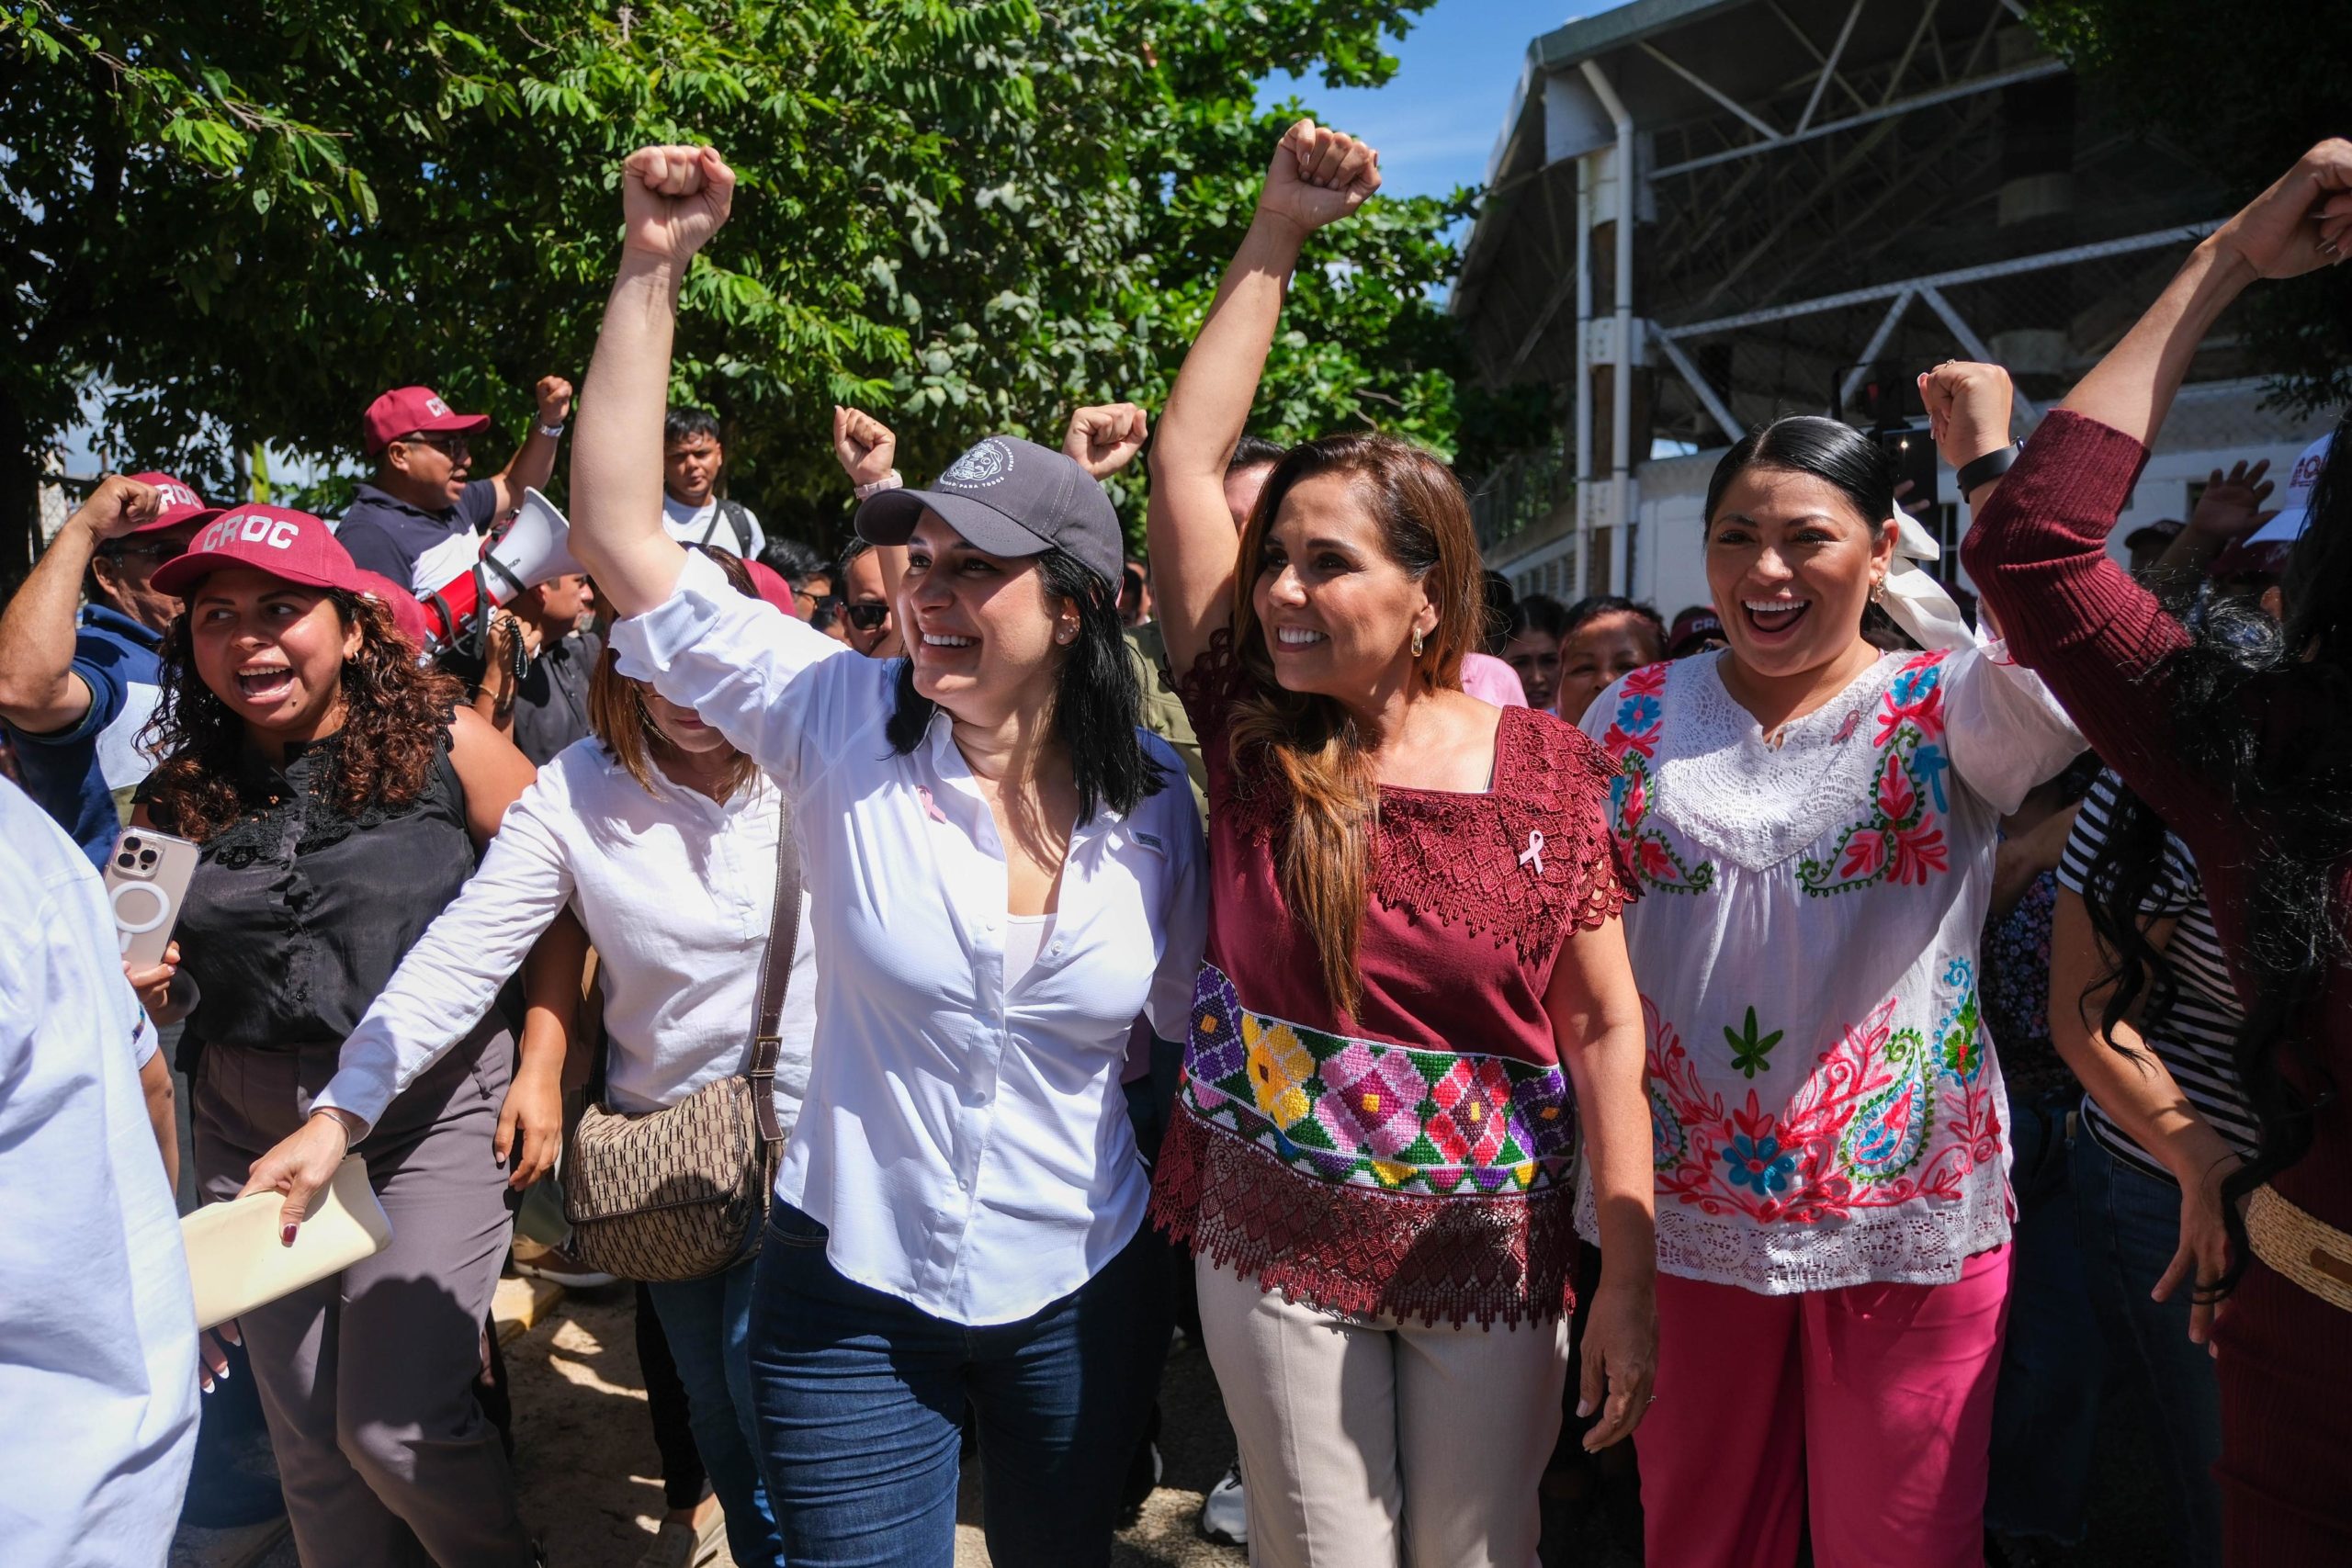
[1575,400,2083,1568]
[244,549,810,1568]
[560,145,1207,1568]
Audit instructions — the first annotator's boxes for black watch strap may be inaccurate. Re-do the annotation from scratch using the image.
[1956,442,2021,494]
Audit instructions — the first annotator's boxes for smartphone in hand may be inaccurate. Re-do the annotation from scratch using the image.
[104,826,199,968]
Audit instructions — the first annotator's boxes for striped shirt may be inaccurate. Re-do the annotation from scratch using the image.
[2056,771,2258,1181]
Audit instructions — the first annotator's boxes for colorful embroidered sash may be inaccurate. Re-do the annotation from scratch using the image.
[1153,964,1582,1327]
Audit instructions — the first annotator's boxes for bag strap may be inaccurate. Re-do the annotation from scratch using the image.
[747,790,802,1145]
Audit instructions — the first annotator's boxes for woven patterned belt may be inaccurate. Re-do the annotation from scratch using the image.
[2246,1184,2352,1313]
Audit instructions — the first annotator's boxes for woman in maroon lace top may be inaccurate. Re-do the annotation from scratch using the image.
[1141,120,1657,1568]
[1955,139,2352,1562]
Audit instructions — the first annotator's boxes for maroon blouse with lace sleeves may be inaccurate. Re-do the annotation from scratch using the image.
[1150,631,1635,1326]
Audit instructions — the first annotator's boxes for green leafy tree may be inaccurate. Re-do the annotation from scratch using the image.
[0,0,1464,583]
[2030,0,2352,414]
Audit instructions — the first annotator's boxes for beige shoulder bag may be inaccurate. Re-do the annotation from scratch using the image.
[561,795,800,1281]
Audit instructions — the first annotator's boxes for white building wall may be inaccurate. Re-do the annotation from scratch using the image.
[1488,378,2339,617]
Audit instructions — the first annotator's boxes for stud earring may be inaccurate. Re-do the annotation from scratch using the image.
[1410,627,1426,658]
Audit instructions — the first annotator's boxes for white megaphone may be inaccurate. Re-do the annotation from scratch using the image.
[418,487,582,649]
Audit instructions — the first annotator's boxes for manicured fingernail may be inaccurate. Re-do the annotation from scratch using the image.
[281,1224,298,1247]
[1576,1399,1594,1418]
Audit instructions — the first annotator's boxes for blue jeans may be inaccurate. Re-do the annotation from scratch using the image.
[1984,1086,2107,1542]
[2072,1129,2224,1568]
[748,1203,1167,1568]
[648,1254,782,1567]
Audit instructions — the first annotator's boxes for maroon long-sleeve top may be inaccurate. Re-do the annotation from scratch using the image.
[1962,409,2352,1559]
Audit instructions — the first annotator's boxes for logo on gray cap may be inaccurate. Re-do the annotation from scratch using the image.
[942,439,1014,488]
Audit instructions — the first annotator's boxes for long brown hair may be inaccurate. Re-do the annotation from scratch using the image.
[586,546,761,804]
[141,591,463,842]
[1227,433,1481,1018]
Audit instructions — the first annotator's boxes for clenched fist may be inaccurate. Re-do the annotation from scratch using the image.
[621,144,736,263]
[1257,120,1383,238]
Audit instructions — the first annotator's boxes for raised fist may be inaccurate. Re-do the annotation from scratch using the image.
[1257,119,1383,238]
[1063,403,1149,479]
[1917,362,2015,472]
[621,144,736,263]
[832,406,898,489]
[2212,138,2352,281]
[72,474,164,542]
[534,376,574,424]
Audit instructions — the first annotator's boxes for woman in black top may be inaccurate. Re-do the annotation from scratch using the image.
[127,504,576,1568]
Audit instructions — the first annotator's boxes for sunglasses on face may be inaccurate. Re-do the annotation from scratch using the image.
[841,602,888,631]
[394,433,469,461]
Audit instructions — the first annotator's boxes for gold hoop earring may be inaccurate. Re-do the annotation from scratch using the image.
[1410,627,1426,658]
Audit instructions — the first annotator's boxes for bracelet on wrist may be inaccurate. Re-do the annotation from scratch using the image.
[1955,442,2021,495]
[854,469,904,502]
[537,422,567,440]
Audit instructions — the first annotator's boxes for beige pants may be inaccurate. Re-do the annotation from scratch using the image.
[1195,1258,1568,1568]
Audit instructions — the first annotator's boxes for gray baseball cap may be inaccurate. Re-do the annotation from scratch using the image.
[854,435,1123,590]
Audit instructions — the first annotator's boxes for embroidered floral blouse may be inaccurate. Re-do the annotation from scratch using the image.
[1148,636,1633,1327]
[1579,648,2081,1292]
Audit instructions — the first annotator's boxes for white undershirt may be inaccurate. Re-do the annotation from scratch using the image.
[1002,912,1055,996]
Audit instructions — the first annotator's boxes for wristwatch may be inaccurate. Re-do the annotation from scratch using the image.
[1955,442,2021,494]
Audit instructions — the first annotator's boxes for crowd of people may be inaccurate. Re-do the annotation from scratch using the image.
[1,116,2348,1568]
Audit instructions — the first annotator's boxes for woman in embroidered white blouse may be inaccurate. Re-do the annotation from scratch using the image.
[1577,396,2082,1568]
[559,146,1208,1568]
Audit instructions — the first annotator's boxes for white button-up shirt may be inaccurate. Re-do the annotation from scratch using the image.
[316,739,819,1135]
[0,782,198,1568]
[613,550,1207,1325]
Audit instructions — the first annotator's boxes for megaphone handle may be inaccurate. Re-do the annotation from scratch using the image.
[480,551,530,605]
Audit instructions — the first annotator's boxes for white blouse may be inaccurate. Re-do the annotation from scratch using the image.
[317,739,819,1135]
[611,550,1207,1325]
[1579,647,2083,1292]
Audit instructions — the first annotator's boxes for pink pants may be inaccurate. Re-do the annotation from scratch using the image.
[1635,1246,2011,1568]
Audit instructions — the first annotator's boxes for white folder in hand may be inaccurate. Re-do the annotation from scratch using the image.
[181,1155,393,1329]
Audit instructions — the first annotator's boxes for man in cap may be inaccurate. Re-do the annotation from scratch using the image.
[1665,605,1726,660]
[334,377,573,596]
[0,472,220,865]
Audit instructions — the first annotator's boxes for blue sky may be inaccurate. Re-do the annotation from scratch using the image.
[1259,3,1608,200]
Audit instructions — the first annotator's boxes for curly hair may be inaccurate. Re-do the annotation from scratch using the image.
[139,591,463,843]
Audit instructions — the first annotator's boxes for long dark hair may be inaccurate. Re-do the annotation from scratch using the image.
[882,545,1167,822]
[2080,776,2191,1063]
[141,591,464,843]
[1704,415,1894,526]
[2137,407,2352,1294]
[1227,432,1481,1018]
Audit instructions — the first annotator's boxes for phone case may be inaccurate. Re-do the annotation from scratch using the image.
[102,826,200,969]
[181,1156,394,1330]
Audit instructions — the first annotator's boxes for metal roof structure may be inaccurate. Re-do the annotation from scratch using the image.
[1459,0,2233,449]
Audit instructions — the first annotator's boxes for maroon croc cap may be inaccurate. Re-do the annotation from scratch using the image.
[362,385,492,457]
[120,471,224,534]
[152,505,375,598]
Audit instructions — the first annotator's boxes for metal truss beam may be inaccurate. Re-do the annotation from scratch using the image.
[1917,285,2038,423]
[1638,40,1783,141]
[1652,332,1746,444]
[1651,57,2064,180]
[1838,287,1917,405]
[1658,223,2222,339]
[1795,0,1866,136]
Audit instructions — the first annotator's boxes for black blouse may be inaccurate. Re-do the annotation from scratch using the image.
[148,722,477,1052]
